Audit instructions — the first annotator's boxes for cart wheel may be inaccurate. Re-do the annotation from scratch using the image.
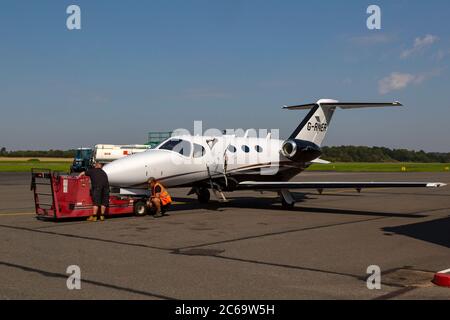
[134,201,147,216]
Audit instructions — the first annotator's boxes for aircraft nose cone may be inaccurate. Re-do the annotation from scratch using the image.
[103,154,147,187]
[102,161,121,186]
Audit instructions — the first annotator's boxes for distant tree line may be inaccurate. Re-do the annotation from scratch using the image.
[321,146,450,163]
[0,148,76,158]
[1,146,449,162]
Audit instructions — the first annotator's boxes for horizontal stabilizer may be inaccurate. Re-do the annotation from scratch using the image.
[283,101,402,110]
[310,158,331,164]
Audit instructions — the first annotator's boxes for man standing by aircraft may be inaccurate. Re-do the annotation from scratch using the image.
[147,177,172,218]
[79,162,110,222]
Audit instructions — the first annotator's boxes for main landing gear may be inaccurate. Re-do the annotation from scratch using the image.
[279,189,296,209]
[190,186,227,204]
[191,187,296,208]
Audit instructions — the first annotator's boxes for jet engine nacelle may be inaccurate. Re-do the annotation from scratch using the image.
[280,139,322,163]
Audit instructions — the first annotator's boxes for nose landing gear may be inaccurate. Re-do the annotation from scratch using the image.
[189,186,226,204]
[187,187,212,203]
[197,187,211,204]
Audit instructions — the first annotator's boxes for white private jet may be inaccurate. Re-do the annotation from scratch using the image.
[103,99,446,207]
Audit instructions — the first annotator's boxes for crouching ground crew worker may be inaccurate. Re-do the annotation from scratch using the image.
[147,177,172,218]
[79,162,110,222]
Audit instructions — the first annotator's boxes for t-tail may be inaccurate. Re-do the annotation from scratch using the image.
[280,99,402,162]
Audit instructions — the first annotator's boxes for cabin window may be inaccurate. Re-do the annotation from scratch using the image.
[241,145,250,153]
[227,145,237,153]
[158,139,192,157]
[255,145,263,153]
[193,143,206,158]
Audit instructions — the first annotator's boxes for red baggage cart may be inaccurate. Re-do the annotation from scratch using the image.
[31,169,148,220]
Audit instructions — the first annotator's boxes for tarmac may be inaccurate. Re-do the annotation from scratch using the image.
[0,171,449,299]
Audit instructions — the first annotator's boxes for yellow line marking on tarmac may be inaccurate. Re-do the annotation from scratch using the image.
[172,201,188,205]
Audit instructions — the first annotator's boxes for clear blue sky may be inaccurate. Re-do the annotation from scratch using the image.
[0,0,449,151]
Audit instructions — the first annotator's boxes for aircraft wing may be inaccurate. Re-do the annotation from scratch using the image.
[237,181,446,191]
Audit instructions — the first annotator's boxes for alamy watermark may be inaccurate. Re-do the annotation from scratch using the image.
[65,5,381,31]
[66,5,81,30]
[165,121,281,175]
[367,5,381,30]
[66,265,81,290]
[366,265,381,290]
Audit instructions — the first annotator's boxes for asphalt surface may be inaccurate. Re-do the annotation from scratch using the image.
[0,171,449,299]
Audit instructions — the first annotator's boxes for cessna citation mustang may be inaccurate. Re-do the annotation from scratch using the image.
[103,99,446,207]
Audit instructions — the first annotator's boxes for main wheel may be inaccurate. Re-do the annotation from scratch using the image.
[134,201,148,216]
[281,198,295,209]
[197,188,210,204]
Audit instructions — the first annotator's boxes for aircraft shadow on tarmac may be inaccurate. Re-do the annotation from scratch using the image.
[383,216,450,249]
[170,195,427,219]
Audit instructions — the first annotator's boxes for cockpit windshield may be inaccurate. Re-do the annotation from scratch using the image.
[158,139,192,157]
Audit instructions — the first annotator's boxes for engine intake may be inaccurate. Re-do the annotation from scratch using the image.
[280,139,322,163]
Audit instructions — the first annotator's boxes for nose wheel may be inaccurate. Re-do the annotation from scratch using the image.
[197,188,211,204]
